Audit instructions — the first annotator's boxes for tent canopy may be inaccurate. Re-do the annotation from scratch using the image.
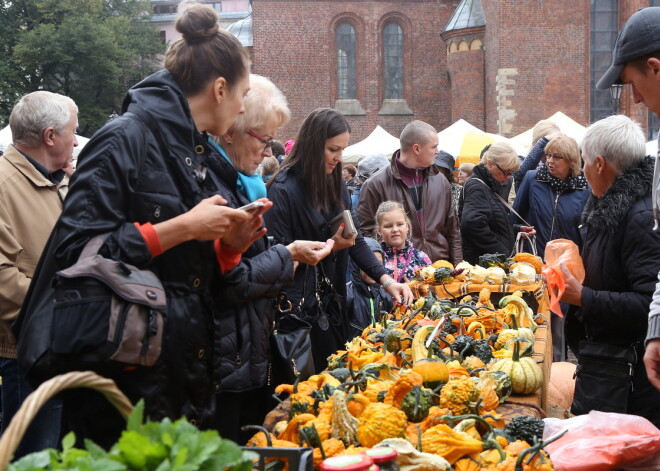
[437,119,527,167]
[510,111,587,151]
[0,125,89,157]
[343,125,400,163]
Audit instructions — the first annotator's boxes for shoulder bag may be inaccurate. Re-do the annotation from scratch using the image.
[47,235,166,374]
[571,335,639,415]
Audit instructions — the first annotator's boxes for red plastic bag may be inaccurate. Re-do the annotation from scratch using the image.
[542,239,585,316]
[543,411,660,471]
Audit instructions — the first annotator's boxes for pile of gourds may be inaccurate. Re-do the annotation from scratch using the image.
[248,256,555,470]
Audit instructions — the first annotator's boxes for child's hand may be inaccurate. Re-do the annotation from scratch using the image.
[380,275,414,305]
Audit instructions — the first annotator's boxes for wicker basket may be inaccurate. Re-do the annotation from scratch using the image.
[0,371,133,469]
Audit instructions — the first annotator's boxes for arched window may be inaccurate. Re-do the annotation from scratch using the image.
[336,23,356,99]
[590,0,618,122]
[383,23,403,99]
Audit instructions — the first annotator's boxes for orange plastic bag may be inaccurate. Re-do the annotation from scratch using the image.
[542,239,585,316]
[543,411,660,471]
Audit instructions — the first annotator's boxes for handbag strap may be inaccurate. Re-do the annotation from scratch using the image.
[512,231,538,257]
[470,178,532,227]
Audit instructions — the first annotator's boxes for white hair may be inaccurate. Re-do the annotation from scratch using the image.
[581,115,646,173]
[230,74,290,132]
[9,91,77,147]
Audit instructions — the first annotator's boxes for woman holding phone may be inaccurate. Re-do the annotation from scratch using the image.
[16,4,289,447]
[207,75,333,442]
[266,108,412,371]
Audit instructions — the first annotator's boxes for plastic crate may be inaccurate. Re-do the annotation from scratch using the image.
[242,446,314,471]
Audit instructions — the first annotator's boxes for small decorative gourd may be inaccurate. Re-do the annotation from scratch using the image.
[439,376,480,415]
[420,423,483,464]
[356,402,408,447]
[489,341,543,395]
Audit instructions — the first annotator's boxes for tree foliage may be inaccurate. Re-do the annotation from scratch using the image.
[0,0,165,135]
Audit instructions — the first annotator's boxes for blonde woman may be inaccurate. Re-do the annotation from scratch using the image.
[513,134,588,362]
[513,134,588,259]
[460,142,535,264]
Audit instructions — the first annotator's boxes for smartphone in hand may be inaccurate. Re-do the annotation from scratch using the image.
[237,201,265,213]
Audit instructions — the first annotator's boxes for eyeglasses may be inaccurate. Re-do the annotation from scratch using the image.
[246,130,275,150]
[494,162,513,178]
[544,153,565,161]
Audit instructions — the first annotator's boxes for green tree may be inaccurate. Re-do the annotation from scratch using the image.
[0,0,165,135]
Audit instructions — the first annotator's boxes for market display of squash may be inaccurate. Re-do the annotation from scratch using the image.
[248,254,556,470]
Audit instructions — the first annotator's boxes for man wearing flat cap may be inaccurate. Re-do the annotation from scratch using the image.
[561,7,660,415]
[596,7,660,392]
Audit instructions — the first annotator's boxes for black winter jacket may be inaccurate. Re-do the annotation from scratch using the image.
[265,167,387,370]
[460,164,517,264]
[566,156,660,424]
[16,70,226,434]
[346,259,393,338]
[206,153,294,392]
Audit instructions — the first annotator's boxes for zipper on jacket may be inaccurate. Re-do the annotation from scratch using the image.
[549,191,561,240]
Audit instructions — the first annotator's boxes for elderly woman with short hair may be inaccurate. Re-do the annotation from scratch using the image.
[560,115,660,426]
[513,133,589,361]
[513,134,589,259]
[208,75,334,442]
[460,141,535,264]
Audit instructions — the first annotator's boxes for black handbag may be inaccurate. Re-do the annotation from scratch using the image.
[269,295,315,385]
[571,339,639,415]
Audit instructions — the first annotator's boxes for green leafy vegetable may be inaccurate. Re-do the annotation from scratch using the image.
[8,400,257,471]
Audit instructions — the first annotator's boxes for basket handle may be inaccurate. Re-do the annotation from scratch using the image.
[0,371,134,469]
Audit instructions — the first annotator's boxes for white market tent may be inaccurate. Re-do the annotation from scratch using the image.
[510,111,587,151]
[436,119,483,157]
[436,119,528,166]
[343,125,400,163]
[0,125,89,157]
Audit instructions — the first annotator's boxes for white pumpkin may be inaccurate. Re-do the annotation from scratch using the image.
[485,266,506,284]
[510,263,536,285]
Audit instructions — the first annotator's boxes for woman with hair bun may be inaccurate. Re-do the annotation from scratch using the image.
[16,3,260,446]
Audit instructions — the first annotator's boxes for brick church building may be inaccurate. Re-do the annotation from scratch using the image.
[250,0,660,142]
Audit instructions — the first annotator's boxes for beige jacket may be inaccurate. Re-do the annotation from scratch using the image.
[0,146,65,358]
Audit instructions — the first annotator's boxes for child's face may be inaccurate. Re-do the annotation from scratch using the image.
[361,251,383,285]
[378,209,409,249]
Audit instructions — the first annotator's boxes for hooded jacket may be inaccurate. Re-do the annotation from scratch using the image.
[460,164,517,264]
[357,151,462,265]
[16,70,227,434]
[565,156,660,424]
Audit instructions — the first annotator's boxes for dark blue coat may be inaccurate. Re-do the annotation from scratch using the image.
[513,169,589,259]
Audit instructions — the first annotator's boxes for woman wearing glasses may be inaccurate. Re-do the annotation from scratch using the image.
[513,134,588,361]
[513,134,588,259]
[207,75,334,442]
[460,141,535,264]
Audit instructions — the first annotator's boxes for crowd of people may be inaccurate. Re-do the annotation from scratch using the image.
[0,0,659,457]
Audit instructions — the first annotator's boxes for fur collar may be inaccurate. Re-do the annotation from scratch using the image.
[582,156,654,233]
